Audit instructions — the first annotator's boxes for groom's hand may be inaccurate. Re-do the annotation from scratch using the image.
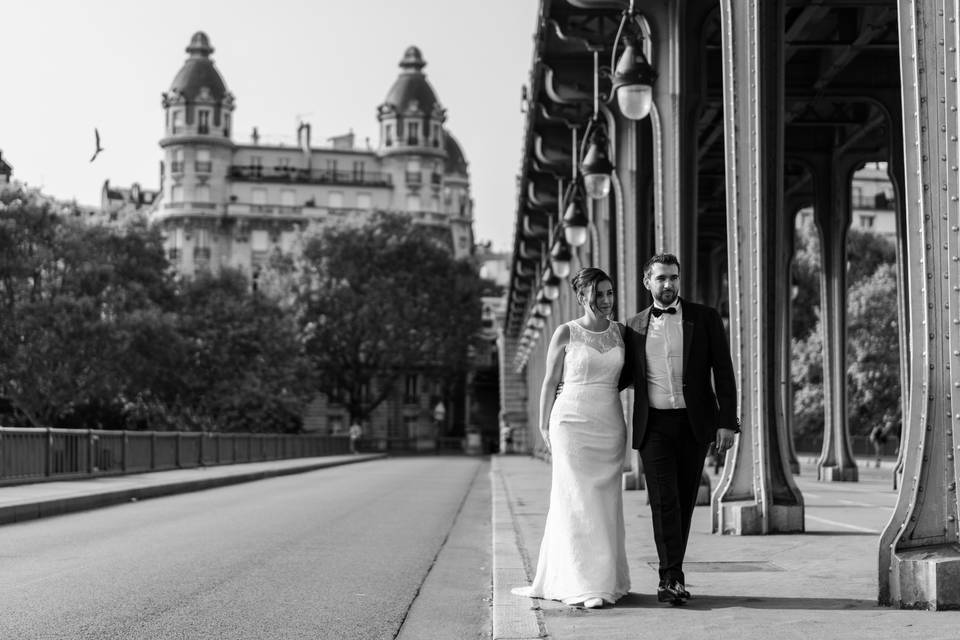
[715,428,736,454]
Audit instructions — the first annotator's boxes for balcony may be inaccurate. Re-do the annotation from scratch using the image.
[195,161,212,173]
[405,171,422,185]
[228,165,392,187]
[163,201,219,211]
[171,162,184,174]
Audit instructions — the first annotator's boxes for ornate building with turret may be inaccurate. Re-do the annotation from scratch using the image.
[122,32,478,441]
[151,32,473,280]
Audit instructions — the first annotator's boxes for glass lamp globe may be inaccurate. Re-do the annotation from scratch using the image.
[617,84,653,120]
[583,173,612,199]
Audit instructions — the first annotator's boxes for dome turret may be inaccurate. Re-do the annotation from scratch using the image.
[377,46,446,155]
[161,31,235,142]
[166,31,231,104]
[443,130,469,176]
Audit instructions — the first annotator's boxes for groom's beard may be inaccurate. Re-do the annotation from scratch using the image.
[654,289,677,305]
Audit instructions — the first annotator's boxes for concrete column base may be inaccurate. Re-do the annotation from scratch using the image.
[716,501,805,535]
[886,544,960,610]
[818,464,859,482]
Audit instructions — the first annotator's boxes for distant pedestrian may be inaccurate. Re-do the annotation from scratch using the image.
[349,421,363,454]
[869,421,891,468]
[500,417,513,454]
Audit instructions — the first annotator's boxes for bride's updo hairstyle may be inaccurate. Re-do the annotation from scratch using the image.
[571,267,613,309]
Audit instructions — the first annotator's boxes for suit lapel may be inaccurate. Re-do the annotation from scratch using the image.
[681,299,693,374]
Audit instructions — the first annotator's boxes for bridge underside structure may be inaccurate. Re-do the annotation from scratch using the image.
[501,0,960,610]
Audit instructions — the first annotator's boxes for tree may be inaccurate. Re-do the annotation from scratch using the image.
[172,269,316,433]
[846,263,901,436]
[790,221,901,440]
[0,186,179,429]
[296,212,485,423]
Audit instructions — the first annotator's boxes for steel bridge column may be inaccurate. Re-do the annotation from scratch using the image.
[879,0,960,609]
[712,0,804,535]
[811,154,860,482]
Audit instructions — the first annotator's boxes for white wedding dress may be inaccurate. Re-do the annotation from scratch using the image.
[513,320,630,605]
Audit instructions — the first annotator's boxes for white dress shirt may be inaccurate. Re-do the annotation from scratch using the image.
[645,301,686,409]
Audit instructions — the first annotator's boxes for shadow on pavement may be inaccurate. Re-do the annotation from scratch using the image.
[610,592,878,611]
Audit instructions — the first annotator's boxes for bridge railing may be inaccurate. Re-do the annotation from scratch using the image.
[0,428,350,486]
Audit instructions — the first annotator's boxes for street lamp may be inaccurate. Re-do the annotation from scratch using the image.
[562,179,589,247]
[549,237,572,278]
[580,117,614,199]
[535,290,552,317]
[542,267,561,301]
[433,400,446,435]
[611,6,657,121]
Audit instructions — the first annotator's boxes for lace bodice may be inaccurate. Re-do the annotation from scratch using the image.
[562,321,624,389]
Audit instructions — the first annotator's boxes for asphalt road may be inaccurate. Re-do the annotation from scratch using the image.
[0,456,491,640]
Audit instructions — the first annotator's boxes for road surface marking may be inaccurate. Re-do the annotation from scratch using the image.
[806,514,879,534]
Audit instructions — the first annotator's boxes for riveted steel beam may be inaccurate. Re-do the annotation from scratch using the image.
[879,0,960,610]
[712,0,805,535]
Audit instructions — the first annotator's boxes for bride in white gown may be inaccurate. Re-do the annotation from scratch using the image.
[512,267,630,609]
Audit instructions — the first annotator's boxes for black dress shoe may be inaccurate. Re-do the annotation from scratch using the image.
[657,580,688,604]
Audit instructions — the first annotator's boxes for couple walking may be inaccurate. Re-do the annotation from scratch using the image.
[513,254,739,608]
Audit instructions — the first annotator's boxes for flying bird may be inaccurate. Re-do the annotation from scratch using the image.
[89,128,104,162]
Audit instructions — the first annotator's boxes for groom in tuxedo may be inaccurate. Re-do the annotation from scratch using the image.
[622,253,739,604]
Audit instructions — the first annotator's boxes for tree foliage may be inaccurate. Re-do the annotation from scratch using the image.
[790,221,901,438]
[0,185,316,432]
[297,212,485,422]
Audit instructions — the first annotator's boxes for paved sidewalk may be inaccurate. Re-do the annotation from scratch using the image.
[0,453,385,525]
[492,455,960,640]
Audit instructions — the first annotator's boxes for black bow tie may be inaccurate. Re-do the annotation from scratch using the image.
[651,307,677,318]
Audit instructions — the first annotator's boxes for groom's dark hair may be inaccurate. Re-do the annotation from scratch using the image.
[643,253,680,277]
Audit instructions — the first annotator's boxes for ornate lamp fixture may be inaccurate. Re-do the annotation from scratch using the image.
[549,237,572,278]
[541,266,561,301]
[610,2,657,121]
[535,290,553,317]
[562,178,589,247]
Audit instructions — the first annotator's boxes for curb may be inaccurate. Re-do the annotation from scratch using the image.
[0,454,387,526]
[491,456,545,640]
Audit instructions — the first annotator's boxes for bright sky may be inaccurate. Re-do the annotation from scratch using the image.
[2,0,540,251]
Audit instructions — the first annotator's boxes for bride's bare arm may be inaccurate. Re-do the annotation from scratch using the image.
[538,324,570,452]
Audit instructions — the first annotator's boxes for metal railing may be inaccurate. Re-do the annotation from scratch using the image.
[0,428,350,486]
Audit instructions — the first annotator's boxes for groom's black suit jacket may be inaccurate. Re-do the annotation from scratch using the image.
[620,299,739,449]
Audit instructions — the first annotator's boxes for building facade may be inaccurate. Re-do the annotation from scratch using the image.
[152,32,473,279]
[136,31,479,445]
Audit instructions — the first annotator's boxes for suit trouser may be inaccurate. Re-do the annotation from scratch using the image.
[639,408,709,585]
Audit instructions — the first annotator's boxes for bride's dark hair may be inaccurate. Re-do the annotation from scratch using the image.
[571,267,613,308]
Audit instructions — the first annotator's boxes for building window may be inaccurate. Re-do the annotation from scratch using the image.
[404,374,418,404]
[172,148,184,173]
[432,123,441,148]
[223,113,231,137]
[328,191,344,208]
[198,110,210,134]
[406,194,421,211]
[859,214,875,229]
[280,189,295,207]
[171,110,183,134]
[407,121,420,146]
[277,157,292,171]
[352,161,365,181]
[384,123,394,147]
[195,184,211,202]
[195,148,211,173]
[405,159,421,185]
[252,188,267,205]
[250,155,263,178]
[356,192,372,210]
